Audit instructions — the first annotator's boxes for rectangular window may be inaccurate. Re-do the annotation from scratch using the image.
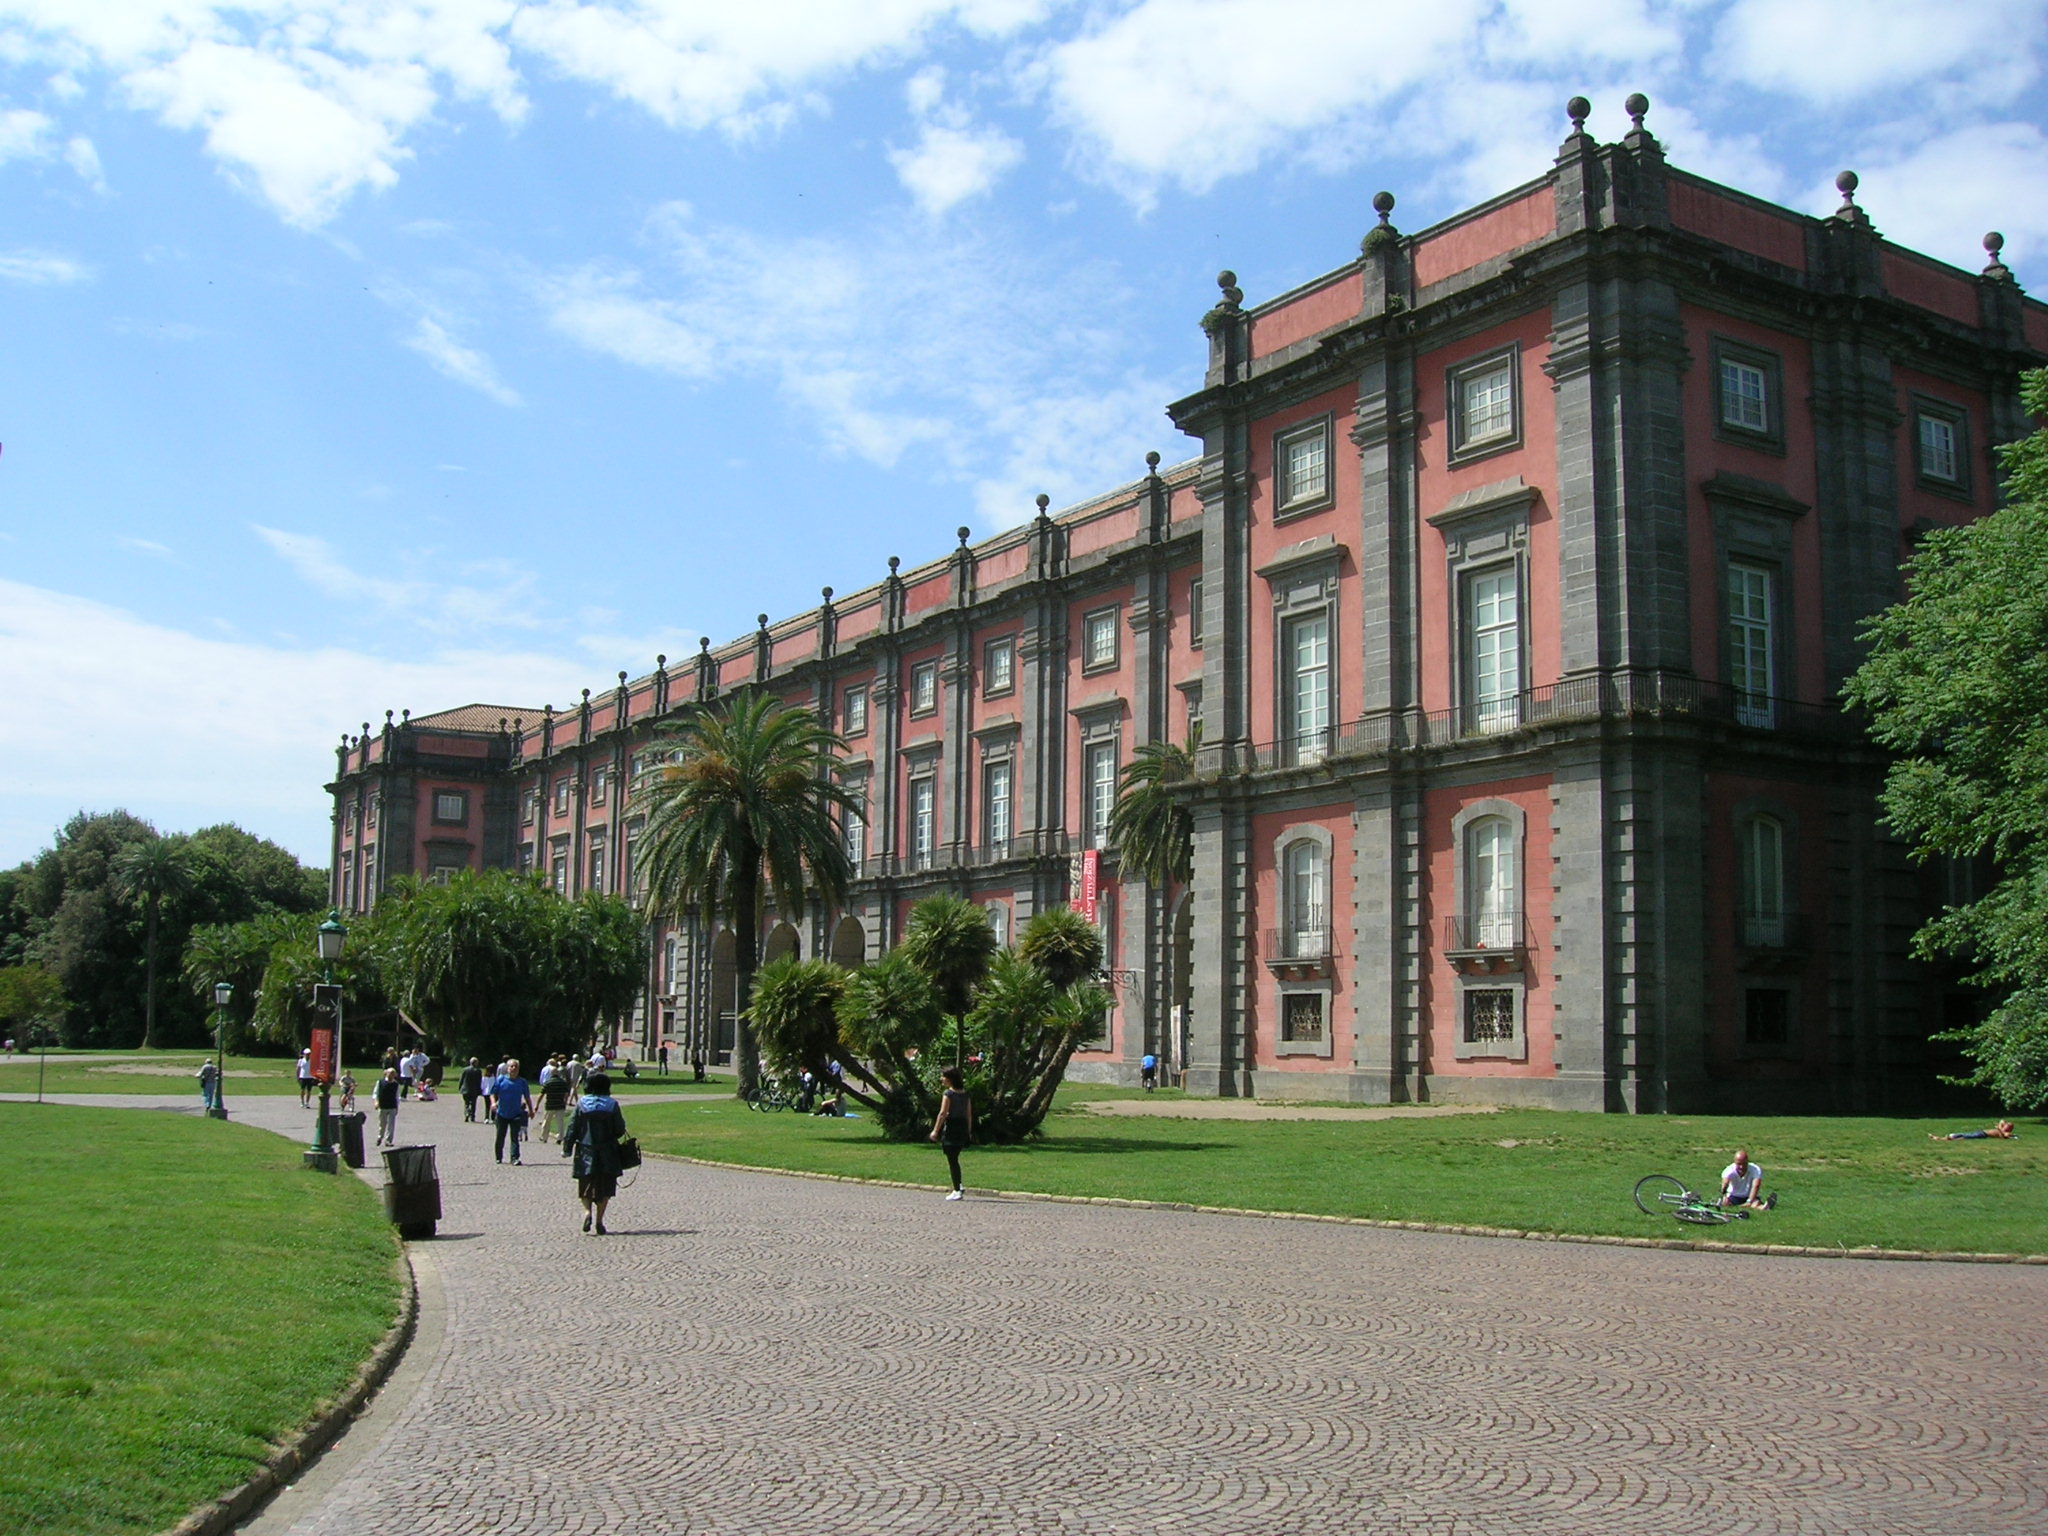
[1465,567,1520,730]
[553,777,571,816]
[1916,404,1969,489]
[429,861,460,886]
[433,791,466,824]
[844,794,866,870]
[984,637,1015,697]
[625,821,642,897]
[983,759,1013,854]
[1275,419,1330,512]
[1281,992,1325,1044]
[843,685,868,736]
[1463,988,1517,1046]
[1083,608,1119,671]
[1283,611,1331,763]
[987,902,1010,949]
[1450,351,1517,456]
[1719,358,1768,432]
[1185,684,1203,742]
[518,842,534,874]
[522,788,538,825]
[587,839,606,895]
[1728,563,1775,728]
[550,839,569,893]
[367,800,378,828]
[910,777,936,868]
[342,866,355,910]
[590,766,608,807]
[1188,577,1204,648]
[910,661,938,716]
[1744,988,1791,1047]
[1085,741,1117,849]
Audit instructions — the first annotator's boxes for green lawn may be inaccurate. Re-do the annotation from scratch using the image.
[0,1103,404,1536]
[0,1050,727,1099]
[629,1088,2048,1256]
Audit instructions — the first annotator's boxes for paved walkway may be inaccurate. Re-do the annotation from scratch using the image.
[31,1091,2048,1535]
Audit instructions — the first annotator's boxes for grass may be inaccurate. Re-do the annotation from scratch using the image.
[628,1088,2048,1256]
[0,1103,404,1536]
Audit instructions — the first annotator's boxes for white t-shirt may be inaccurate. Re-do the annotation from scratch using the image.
[398,1054,416,1080]
[1722,1161,1763,1199]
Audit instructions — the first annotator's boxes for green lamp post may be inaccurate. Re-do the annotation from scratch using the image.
[208,980,231,1119]
[305,910,347,1173]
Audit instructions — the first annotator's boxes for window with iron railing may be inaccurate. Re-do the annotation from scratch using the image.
[1464,815,1518,948]
[1463,988,1516,1045]
[1281,992,1325,1043]
[1729,563,1775,728]
[1283,610,1330,764]
[1465,569,1520,732]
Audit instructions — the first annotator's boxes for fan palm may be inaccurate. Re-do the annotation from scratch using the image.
[635,691,857,1094]
[1108,725,1201,887]
[112,838,202,1048]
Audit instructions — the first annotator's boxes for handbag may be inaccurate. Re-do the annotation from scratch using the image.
[616,1135,642,1170]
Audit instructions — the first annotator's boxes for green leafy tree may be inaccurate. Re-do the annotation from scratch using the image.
[899,892,999,1066]
[1844,366,2048,1109]
[183,912,300,1051]
[111,837,205,1048]
[635,692,857,1095]
[0,963,65,1043]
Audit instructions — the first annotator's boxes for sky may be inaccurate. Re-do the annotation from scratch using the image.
[2,0,2045,872]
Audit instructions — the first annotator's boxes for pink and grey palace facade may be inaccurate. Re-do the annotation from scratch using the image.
[331,100,2047,1112]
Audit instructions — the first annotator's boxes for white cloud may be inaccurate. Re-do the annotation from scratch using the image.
[1819,121,2048,273]
[0,574,595,866]
[62,132,103,187]
[888,65,1023,215]
[251,523,545,634]
[1715,0,2045,106]
[540,203,1180,518]
[403,314,522,405]
[0,104,50,159]
[116,535,176,560]
[0,248,87,283]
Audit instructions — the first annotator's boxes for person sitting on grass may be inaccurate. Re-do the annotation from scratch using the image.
[1930,1120,2017,1140]
[1720,1149,1774,1210]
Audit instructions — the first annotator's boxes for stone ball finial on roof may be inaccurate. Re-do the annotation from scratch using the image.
[1567,96,1591,132]
[757,613,769,629]
[1983,231,2012,277]
[888,555,901,573]
[821,586,832,601]
[1372,190,1396,221]
[1035,492,1051,515]
[1625,92,1649,129]
[657,653,666,667]
[618,670,628,685]
[581,688,590,702]
[1836,169,1859,203]
[958,525,971,545]
[1216,269,1243,307]
[401,708,410,723]
[1146,449,1161,469]
[699,635,711,653]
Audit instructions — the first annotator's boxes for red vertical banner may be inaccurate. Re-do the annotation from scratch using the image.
[309,1028,336,1084]
[1072,848,1101,924]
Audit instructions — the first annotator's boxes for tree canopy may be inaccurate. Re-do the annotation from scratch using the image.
[1844,366,2048,1109]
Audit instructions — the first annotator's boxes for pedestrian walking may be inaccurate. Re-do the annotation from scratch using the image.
[538,1061,573,1142]
[373,1067,401,1146]
[491,1059,534,1164]
[397,1048,416,1099]
[458,1057,484,1121]
[1141,1052,1158,1091]
[657,1042,670,1075]
[338,1068,358,1113]
[929,1065,972,1200]
[567,1054,587,1094]
[563,1070,630,1235]
[197,1058,220,1112]
[296,1048,315,1107]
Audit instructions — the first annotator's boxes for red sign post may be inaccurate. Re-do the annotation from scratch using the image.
[309,1027,336,1085]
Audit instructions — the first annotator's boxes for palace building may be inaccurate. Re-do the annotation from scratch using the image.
[330,98,2047,1111]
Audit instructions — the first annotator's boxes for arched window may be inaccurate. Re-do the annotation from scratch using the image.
[986,900,1011,950]
[1466,815,1517,948]
[1742,816,1785,946]
[1282,839,1328,958]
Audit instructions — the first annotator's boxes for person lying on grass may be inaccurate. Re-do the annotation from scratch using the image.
[1929,1120,2017,1140]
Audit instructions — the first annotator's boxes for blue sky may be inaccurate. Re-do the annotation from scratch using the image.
[2,0,2044,870]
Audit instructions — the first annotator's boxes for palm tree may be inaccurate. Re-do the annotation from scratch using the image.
[635,692,857,1094]
[112,838,201,1048]
[899,893,997,1066]
[1107,724,1201,887]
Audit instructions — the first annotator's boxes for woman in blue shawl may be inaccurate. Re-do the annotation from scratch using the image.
[563,1071,628,1235]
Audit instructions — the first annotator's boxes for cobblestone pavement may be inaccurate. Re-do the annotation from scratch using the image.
[33,1092,2048,1535]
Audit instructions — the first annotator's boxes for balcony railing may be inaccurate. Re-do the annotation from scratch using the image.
[1737,911,1811,951]
[1200,671,1862,776]
[1444,912,1526,955]
[1264,921,1332,963]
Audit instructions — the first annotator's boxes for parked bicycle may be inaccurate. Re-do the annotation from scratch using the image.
[1633,1173,1757,1225]
[742,1079,795,1112]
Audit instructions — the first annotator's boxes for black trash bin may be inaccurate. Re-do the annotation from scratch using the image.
[336,1110,368,1169]
[380,1144,441,1238]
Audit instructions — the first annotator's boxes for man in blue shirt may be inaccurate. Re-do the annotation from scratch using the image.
[1141,1053,1159,1091]
[491,1059,535,1165]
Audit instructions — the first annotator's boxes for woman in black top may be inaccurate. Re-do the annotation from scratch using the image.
[929,1065,972,1201]
[563,1072,629,1235]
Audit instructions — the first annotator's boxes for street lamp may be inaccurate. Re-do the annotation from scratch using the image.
[306,910,347,1173]
[209,981,232,1119]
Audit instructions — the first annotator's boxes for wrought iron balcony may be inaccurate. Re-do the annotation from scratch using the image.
[1737,911,1811,952]
[1444,912,1526,972]
[1264,916,1332,978]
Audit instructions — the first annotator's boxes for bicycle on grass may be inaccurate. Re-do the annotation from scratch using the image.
[1632,1173,1772,1225]
[742,1079,794,1112]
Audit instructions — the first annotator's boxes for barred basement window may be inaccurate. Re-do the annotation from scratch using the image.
[1745,988,1790,1047]
[1463,988,1516,1045]
[1282,992,1325,1044]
